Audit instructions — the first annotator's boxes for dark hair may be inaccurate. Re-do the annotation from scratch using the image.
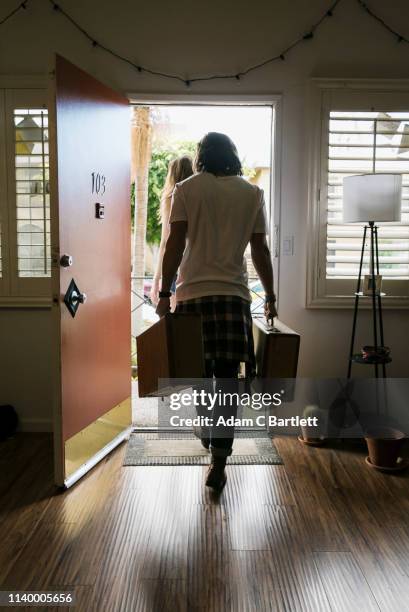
[194,132,242,176]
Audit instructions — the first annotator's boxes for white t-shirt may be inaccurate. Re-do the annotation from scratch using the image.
[169,172,268,302]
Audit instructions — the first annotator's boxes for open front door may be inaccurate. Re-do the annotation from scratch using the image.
[49,55,131,487]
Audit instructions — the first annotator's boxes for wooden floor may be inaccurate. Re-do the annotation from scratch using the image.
[1,434,409,612]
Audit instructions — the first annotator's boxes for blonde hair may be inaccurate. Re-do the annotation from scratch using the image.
[160,156,193,221]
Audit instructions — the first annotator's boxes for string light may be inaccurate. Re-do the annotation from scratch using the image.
[1,0,409,85]
[0,0,30,26]
[45,0,343,85]
[356,0,409,46]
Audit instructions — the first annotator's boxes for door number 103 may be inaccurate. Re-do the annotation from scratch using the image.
[91,172,106,196]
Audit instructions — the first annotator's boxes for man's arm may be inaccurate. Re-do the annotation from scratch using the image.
[156,221,187,316]
[250,233,277,321]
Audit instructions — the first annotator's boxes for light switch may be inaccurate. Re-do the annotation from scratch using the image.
[283,236,294,256]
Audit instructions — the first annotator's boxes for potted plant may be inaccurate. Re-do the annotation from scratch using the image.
[298,404,327,446]
[364,427,407,471]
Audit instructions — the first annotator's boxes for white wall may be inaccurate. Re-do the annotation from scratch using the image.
[0,309,53,430]
[1,0,408,428]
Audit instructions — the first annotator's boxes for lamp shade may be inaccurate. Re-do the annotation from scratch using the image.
[342,173,402,223]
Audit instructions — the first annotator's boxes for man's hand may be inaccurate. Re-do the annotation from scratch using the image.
[264,297,278,325]
[156,297,171,318]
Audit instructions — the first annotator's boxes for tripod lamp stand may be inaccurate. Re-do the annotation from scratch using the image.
[343,173,402,378]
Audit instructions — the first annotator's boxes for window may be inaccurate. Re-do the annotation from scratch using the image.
[14,108,50,278]
[327,111,409,280]
[308,82,409,308]
[0,88,50,304]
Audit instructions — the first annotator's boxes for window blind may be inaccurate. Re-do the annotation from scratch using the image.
[14,108,50,278]
[326,111,409,280]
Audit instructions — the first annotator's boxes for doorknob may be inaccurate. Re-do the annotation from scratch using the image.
[64,278,87,318]
[60,254,73,267]
[73,292,87,304]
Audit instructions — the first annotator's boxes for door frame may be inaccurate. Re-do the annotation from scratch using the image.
[128,93,283,309]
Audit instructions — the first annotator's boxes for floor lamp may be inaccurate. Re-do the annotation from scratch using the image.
[343,173,402,378]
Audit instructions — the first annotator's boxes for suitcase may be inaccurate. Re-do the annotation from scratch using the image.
[136,313,205,397]
[252,317,300,405]
[252,317,300,378]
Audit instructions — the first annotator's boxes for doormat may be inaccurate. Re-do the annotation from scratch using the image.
[123,433,283,466]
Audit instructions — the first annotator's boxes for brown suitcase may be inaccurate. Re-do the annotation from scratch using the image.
[252,317,300,378]
[136,313,205,397]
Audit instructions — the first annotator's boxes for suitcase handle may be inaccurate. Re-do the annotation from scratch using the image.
[253,315,279,333]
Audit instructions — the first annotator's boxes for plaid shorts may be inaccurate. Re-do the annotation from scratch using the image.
[176,295,255,371]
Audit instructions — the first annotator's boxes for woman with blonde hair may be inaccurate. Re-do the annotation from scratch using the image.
[150,156,193,306]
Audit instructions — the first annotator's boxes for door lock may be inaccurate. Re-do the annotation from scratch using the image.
[60,254,73,267]
[64,278,87,317]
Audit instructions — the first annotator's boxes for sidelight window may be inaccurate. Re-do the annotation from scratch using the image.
[14,108,50,278]
[0,88,51,303]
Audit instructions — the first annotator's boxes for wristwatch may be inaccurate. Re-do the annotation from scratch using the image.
[158,291,172,298]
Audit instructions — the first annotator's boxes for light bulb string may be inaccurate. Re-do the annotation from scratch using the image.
[1,0,409,86]
[356,0,409,44]
[0,0,27,26]
[46,0,343,86]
